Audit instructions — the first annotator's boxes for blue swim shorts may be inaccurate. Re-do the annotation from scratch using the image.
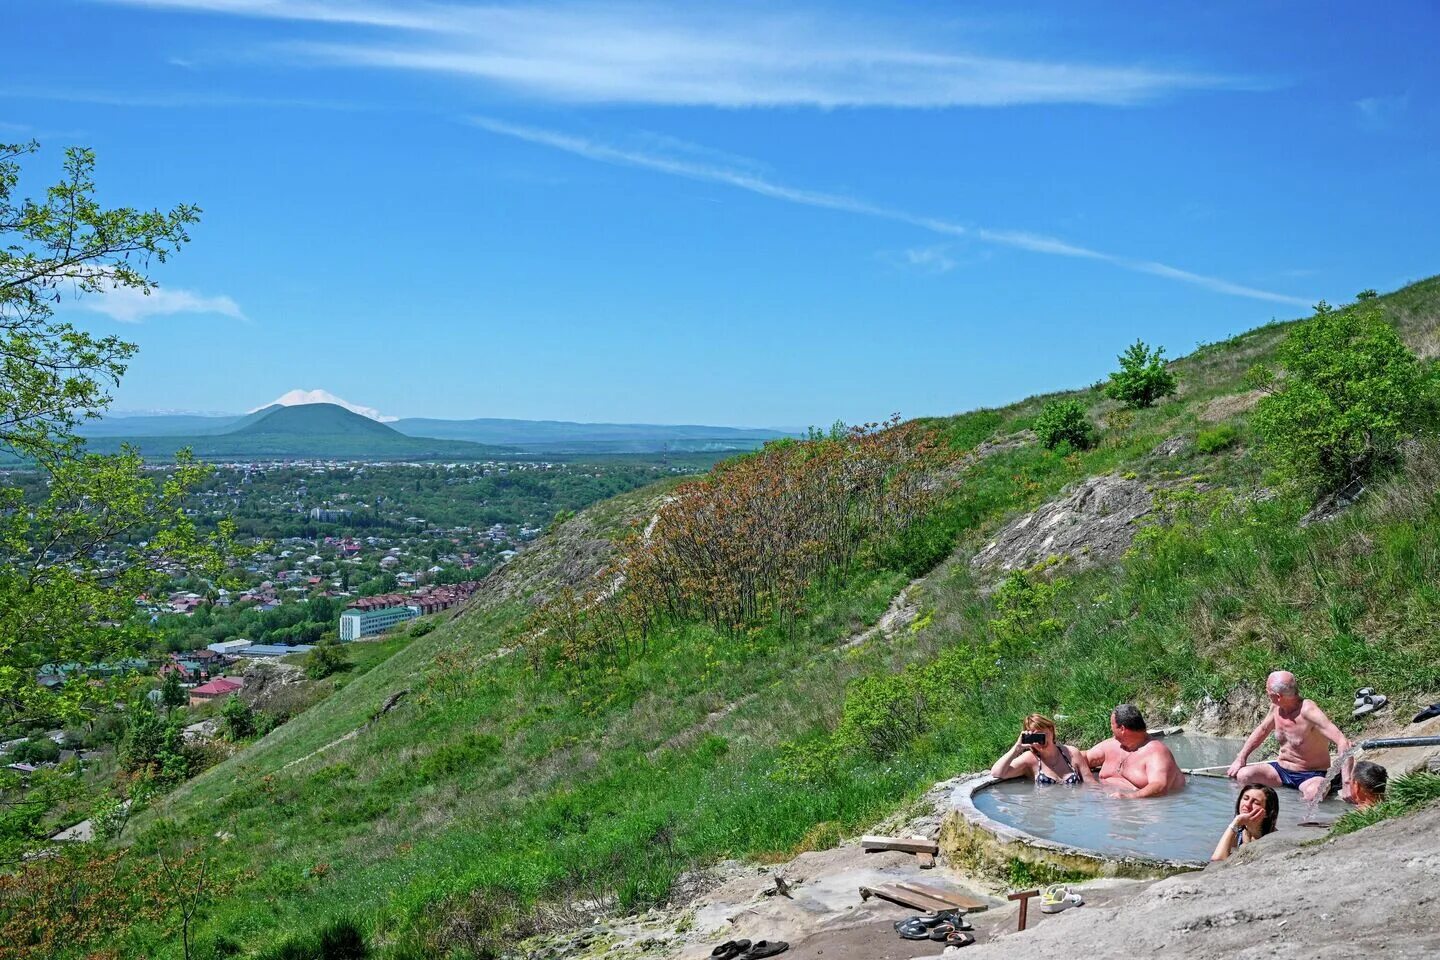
[1270,762,1326,789]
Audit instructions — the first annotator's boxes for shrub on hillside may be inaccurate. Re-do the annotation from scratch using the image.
[305,640,347,680]
[1105,339,1178,409]
[531,418,958,662]
[1251,302,1438,494]
[220,695,257,741]
[1033,399,1095,450]
[1195,424,1240,454]
[834,672,928,758]
[9,737,60,764]
[258,918,369,960]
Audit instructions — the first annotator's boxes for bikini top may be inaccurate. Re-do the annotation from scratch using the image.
[1035,745,1083,786]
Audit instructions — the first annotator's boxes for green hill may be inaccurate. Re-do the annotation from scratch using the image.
[230,403,401,437]
[78,403,515,461]
[59,277,1440,958]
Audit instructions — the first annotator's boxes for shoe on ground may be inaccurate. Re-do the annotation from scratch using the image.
[1039,884,1084,914]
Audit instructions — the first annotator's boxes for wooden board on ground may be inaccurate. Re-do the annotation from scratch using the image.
[860,835,940,855]
[858,881,988,913]
[893,880,988,911]
[915,851,935,869]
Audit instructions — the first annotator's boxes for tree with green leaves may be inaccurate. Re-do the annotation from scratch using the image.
[1251,302,1437,494]
[304,639,347,681]
[219,695,255,741]
[1033,398,1095,450]
[160,670,186,710]
[0,141,233,730]
[1105,339,1178,409]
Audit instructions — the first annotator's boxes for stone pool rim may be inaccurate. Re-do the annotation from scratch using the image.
[948,773,1210,879]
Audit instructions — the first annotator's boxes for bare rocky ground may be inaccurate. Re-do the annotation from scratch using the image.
[524,783,1440,960]
[958,803,1440,960]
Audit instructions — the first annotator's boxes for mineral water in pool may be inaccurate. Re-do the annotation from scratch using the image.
[969,736,1344,863]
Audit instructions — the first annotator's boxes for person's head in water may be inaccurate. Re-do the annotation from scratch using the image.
[1352,761,1388,809]
[1235,784,1280,837]
[1111,704,1148,748]
[1266,671,1302,711]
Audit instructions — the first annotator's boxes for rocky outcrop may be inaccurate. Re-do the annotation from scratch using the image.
[970,474,1156,574]
[238,661,312,714]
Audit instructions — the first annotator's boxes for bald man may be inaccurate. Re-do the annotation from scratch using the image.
[1226,671,1350,804]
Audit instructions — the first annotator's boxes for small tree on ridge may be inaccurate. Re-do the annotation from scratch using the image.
[1105,339,1178,409]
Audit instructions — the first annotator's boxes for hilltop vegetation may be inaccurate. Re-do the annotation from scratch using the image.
[8,276,1440,959]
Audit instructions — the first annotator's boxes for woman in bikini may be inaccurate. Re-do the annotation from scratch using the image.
[990,714,1094,786]
[1210,784,1279,861]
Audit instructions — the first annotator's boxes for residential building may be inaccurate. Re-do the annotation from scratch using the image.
[188,677,244,707]
[339,605,416,641]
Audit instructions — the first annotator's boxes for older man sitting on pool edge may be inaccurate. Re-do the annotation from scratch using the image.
[1083,704,1186,799]
[1226,670,1349,805]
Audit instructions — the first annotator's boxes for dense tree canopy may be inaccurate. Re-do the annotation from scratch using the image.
[0,142,229,728]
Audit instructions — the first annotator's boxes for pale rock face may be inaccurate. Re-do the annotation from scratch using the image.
[251,389,397,422]
[970,474,1156,574]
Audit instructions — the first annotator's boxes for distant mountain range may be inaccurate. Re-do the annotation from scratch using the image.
[73,404,792,460]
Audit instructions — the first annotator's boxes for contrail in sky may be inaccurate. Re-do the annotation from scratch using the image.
[470,116,1311,308]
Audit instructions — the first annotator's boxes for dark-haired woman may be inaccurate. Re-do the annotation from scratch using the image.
[1211,784,1279,861]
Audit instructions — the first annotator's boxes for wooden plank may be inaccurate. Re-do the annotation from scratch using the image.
[893,880,989,912]
[860,835,940,855]
[915,851,936,869]
[859,884,956,913]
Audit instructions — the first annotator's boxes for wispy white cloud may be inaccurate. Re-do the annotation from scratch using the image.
[1355,95,1407,131]
[0,85,364,111]
[99,1,1252,109]
[79,280,248,324]
[470,117,1310,306]
[882,245,959,275]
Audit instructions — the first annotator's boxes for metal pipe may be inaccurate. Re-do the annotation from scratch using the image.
[1358,736,1440,750]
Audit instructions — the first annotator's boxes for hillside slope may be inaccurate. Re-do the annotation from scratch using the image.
[99,276,1440,959]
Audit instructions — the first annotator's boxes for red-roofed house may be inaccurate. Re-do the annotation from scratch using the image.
[188,677,244,707]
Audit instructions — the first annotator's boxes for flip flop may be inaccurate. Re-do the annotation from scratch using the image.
[736,941,788,960]
[895,920,933,940]
[1354,694,1388,717]
[1413,702,1440,724]
[943,931,975,948]
[711,940,751,960]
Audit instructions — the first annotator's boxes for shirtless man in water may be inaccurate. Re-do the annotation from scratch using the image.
[1083,704,1185,799]
[1226,671,1349,804]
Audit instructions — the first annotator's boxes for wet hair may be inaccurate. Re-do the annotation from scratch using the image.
[1112,704,1147,732]
[1023,714,1057,738]
[1236,785,1280,837]
[1354,761,1388,797]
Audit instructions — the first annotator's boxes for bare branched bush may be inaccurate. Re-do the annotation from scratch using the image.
[529,419,958,665]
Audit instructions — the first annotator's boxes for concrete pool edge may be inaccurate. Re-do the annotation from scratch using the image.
[940,774,1208,881]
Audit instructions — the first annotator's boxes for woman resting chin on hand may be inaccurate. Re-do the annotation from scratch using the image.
[1212,784,1278,862]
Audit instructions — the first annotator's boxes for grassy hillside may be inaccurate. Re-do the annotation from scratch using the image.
[33,277,1440,959]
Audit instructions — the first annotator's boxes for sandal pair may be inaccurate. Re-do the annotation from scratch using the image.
[710,940,788,960]
[894,912,973,941]
[1354,688,1388,717]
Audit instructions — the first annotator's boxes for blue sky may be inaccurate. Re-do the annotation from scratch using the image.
[5,1,1438,427]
